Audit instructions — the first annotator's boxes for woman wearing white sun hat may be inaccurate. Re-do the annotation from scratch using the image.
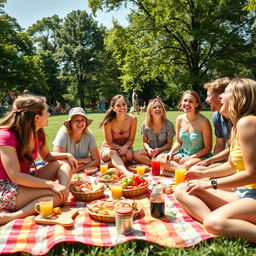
[53,107,100,172]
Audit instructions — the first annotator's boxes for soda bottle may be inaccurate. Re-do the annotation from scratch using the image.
[150,184,165,218]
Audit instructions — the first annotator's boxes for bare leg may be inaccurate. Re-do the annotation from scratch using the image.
[0,187,62,225]
[204,198,256,242]
[159,154,182,173]
[133,149,151,165]
[101,149,130,175]
[0,160,72,225]
[174,183,239,222]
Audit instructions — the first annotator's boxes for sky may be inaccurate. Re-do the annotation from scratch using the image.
[3,0,131,29]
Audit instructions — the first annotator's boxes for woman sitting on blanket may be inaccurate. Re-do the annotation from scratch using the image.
[100,95,137,176]
[134,98,175,165]
[161,90,212,172]
[53,107,100,172]
[0,95,77,225]
[175,78,256,243]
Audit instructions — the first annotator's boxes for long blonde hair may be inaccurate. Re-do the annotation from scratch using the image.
[228,78,256,145]
[0,94,47,167]
[145,99,167,129]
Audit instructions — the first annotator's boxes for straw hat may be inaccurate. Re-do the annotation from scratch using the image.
[64,107,93,128]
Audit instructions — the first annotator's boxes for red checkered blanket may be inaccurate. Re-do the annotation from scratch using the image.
[0,175,214,255]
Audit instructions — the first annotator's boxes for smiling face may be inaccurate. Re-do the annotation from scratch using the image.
[180,93,199,113]
[205,89,222,112]
[151,101,163,118]
[220,84,233,117]
[70,114,87,131]
[112,97,127,114]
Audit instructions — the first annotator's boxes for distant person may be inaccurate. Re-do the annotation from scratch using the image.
[6,91,16,110]
[0,94,77,225]
[54,100,62,115]
[64,103,71,114]
[134,98,175,165]
[98,93,106,112]
[132,89,139,112]
[100,95,137,176]
[23,89,29,95]
[140,102,147,113]
[53,107,100,171]
[161,90,212,171]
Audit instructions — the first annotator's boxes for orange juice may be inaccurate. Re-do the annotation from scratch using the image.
[111,184,122,199]
[35,197,53,218]
[136,166,145,176]
[175,169,186,186]
[40,202,53,217]
[100,164,108,174]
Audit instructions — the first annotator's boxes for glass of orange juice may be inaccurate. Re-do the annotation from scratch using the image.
[175,169,186,186]
[35,197,53,218]
[110,183,122,199]
[136,165,145,176]
[100,163,108,174]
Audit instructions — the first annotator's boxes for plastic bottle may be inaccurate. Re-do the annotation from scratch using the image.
[150,184,165,218]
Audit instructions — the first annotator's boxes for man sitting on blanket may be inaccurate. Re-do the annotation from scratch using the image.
[191,77,231,170]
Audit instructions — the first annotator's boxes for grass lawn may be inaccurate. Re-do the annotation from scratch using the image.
[4,111,256,255]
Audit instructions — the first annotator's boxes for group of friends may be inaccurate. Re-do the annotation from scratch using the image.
[0,77,256,243]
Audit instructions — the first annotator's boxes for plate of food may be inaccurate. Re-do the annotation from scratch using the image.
[128,164,150,173]
[86,198,141,223]
[71,172,86,184]
[100,168,124,183]
[69,182,106,201]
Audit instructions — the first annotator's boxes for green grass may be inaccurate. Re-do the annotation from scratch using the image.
[4,111,256,255]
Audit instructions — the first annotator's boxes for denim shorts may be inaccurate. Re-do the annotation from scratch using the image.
[236,187,256,199]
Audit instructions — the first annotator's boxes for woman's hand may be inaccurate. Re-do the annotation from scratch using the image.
[152,148,161,157]
[67,154,78,173]
[147,148,154,157]
[50,183,69,202]
[185,169,204,181]
[186,179,210,194]
[179,156,192,165]
[166,151,174,161]
[118,145,128,156]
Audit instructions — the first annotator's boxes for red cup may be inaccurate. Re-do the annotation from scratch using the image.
[151,158,160,176]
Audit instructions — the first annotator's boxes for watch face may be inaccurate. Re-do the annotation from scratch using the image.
[211,179,217,189]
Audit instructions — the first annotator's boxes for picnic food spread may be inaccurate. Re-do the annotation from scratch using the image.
[71,182,105,192]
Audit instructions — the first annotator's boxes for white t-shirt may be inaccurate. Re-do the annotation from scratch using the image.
[52,127,97,158]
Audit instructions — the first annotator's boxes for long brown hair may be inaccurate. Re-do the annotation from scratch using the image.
[99,95,128,127]
[145,99,167,129]
[227,78,256,145]
[178,89,202,113]
[0,94,47,167]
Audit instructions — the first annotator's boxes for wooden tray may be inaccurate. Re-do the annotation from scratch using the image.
[34,205,79,227]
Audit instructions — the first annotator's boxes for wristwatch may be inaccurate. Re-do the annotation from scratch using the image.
[210,179,217,190]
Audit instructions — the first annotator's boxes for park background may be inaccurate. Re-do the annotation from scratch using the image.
[1,0,256,254]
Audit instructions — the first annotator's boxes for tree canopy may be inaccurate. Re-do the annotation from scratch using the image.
[89,0,256,95]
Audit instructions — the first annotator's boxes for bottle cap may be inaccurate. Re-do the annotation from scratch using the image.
[152,184,162,191]
[115,207,133,216]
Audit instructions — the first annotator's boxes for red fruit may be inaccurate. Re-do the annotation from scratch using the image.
[132,181,138,187]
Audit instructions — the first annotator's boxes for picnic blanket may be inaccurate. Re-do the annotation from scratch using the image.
[0,174,214,255]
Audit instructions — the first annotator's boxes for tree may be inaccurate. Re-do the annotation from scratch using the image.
[0,8,47,95]
[55,10,106,108]
[28,16,66,103]
[89,0,256,93]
